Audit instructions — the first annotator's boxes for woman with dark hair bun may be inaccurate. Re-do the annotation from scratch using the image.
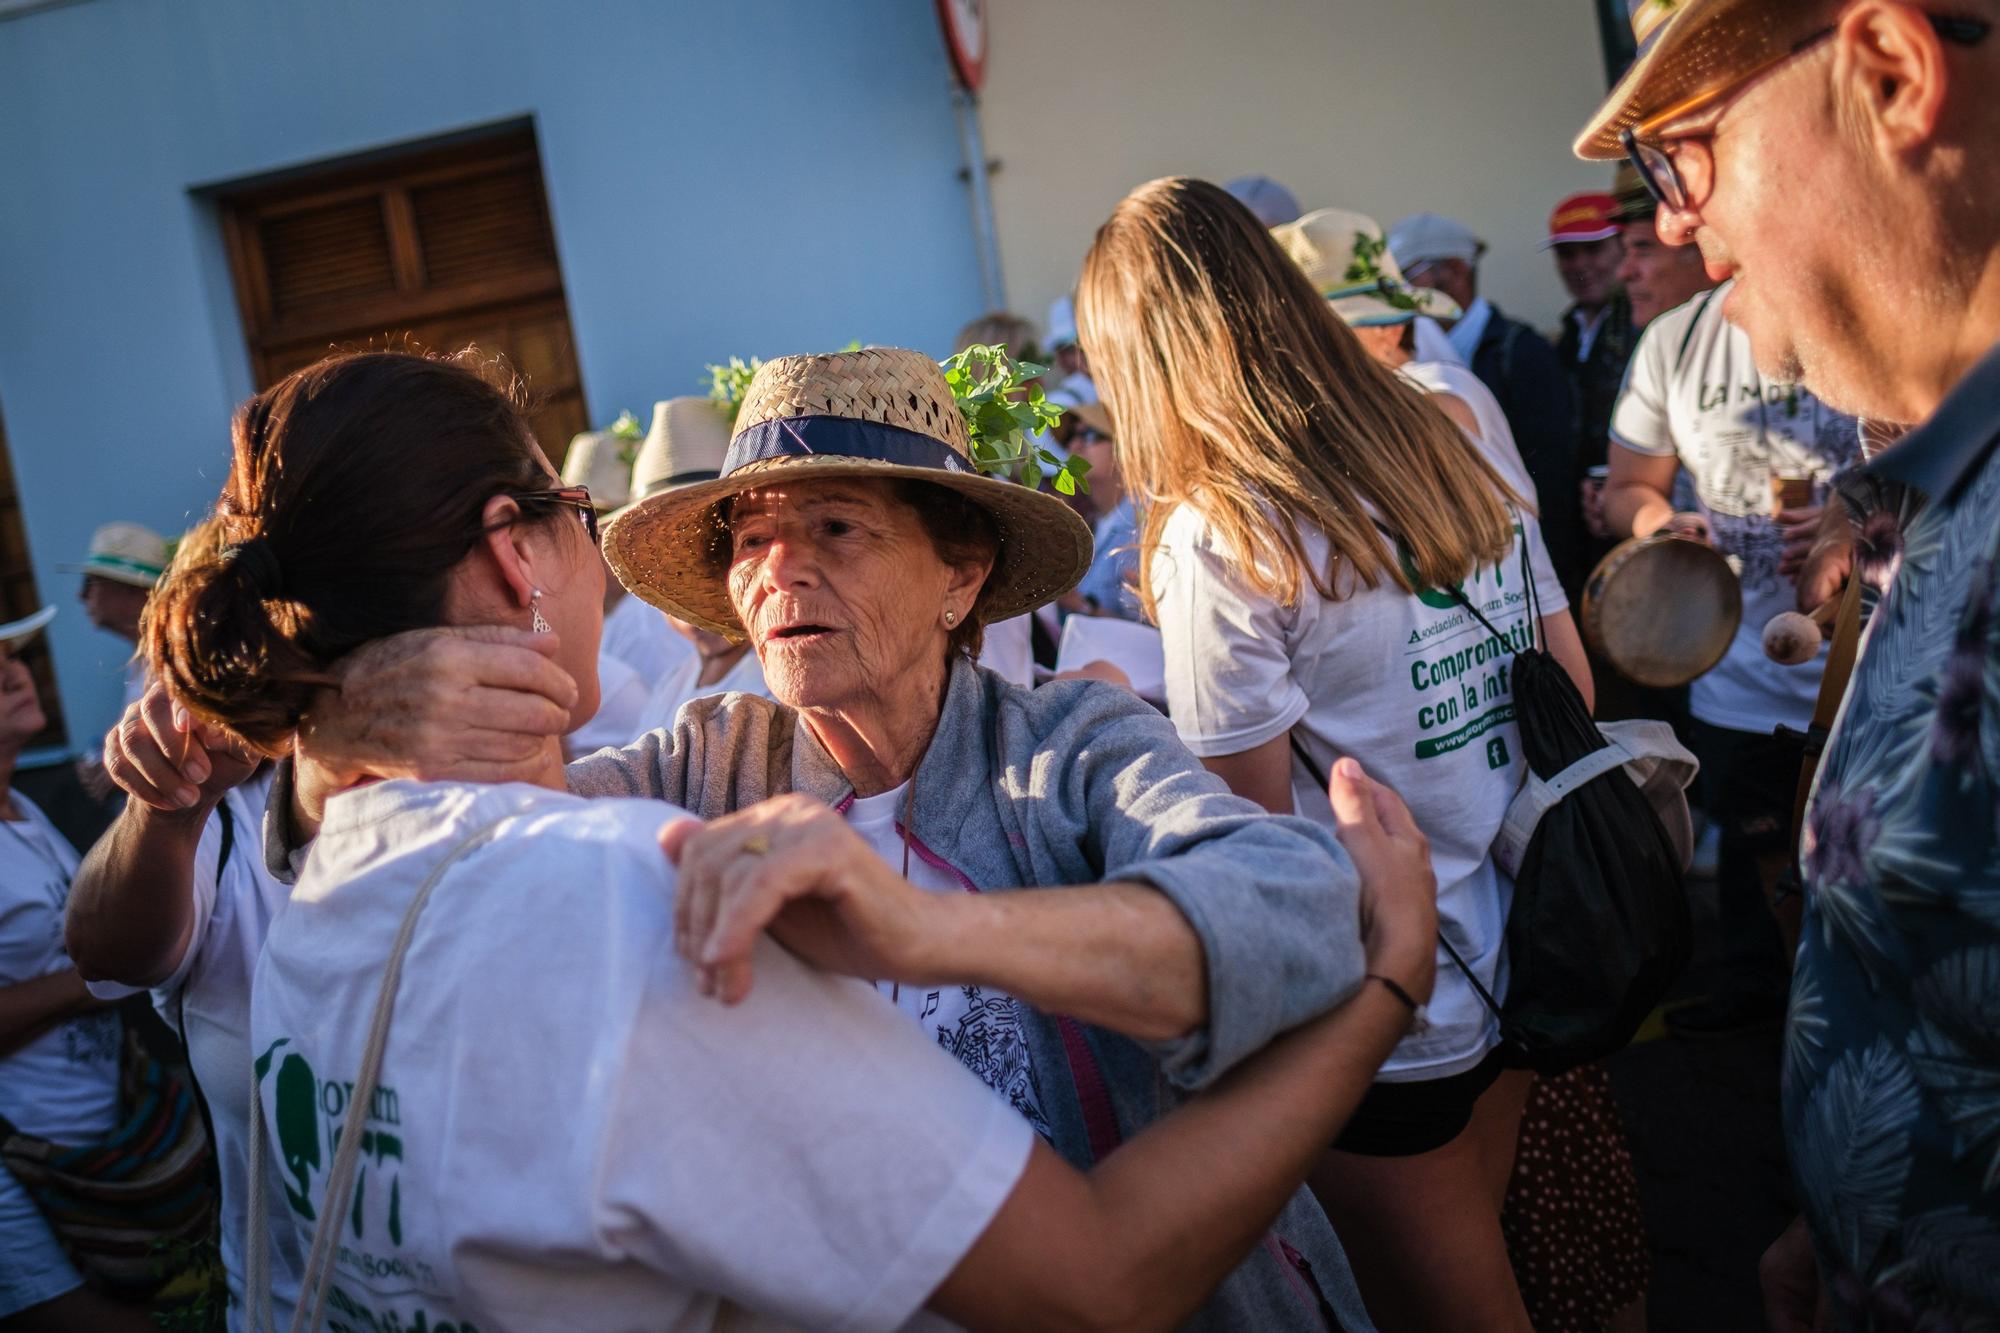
[146,350,606,755]
[97,347,1441,1332]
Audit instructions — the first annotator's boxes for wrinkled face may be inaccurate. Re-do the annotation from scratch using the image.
[1618,220,1715,327]
[1553,236,1624,308]
[725,479,960,711]
[0,644,45,750]
[80,575,149,641]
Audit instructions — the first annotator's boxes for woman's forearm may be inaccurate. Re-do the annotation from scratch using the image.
[65,799,208,986]
[917,882,1207,1042]
[0,969,109,1058]
[1087,980,1408,1327]
[935,979,1409,1332]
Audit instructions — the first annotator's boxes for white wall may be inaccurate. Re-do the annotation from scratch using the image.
[981,0,1617,342]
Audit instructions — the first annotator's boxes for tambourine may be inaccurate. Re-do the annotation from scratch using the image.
[1581,535,1743,689]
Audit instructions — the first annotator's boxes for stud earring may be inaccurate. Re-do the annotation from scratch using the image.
[530,589,551,635]
[944,609,957,626]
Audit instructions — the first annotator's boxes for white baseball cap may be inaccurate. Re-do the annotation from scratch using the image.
[1386,212,1484,271]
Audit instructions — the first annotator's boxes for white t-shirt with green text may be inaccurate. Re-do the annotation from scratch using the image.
[251,781,1033,1333]
[1154,502,1568,1080]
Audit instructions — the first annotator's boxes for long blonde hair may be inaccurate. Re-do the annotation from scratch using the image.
[1076,176,1520,615]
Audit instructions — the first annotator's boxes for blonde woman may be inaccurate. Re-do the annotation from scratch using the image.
[1078,176,1594,1333]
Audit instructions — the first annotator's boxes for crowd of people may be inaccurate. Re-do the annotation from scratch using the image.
[4,0,1997,1328]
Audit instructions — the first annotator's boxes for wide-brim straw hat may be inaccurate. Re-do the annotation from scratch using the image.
[1574,0,1831,160]
[602,347,1093,639]
[609,397,735,525]
[0,605,56,646]
[1272,208,1463,328]
[61,521,169,588]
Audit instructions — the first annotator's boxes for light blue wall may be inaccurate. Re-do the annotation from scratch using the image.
[0,0,983,748]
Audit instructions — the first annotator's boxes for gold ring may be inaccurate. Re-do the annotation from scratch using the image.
[741,834,771,856]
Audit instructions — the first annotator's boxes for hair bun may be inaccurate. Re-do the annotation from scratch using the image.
[223,538,285,597]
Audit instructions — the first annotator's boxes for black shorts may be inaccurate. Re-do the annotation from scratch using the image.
[1330,1048,1507,1158]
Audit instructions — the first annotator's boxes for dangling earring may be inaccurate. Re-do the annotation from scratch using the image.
[943,609,957,626]
[530,589,551,635]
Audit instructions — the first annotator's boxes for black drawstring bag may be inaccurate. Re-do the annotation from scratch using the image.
[1443,579,1692,1074]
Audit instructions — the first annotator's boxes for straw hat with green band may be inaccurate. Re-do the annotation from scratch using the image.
[1270,208,1463,328]
[61,522,169,589]
[602,347,1093,639]
[1575,0,1835,159]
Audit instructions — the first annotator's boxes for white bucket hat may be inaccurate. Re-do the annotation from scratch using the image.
[560,429,637,513]
[0,605,56,646]
[611,397,735,523]
[1271,208,1464,328]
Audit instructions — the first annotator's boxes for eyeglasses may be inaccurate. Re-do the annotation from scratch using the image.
[1622,14,1990,213]
[511,486,601,544]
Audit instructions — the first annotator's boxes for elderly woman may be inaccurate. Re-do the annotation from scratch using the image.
[110,347,1403,1329]
[96,347,1435,1331]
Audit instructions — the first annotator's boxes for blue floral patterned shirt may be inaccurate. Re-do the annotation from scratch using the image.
[1790,341,2000,1325]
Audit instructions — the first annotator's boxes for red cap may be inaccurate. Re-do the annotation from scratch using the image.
[1542,193,1623,249]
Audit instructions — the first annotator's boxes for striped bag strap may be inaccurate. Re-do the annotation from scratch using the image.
[248,816,513,1333]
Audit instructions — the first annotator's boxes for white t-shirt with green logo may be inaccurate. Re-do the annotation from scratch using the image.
[251,781,1032,1333]
[1154,502,1567,1080]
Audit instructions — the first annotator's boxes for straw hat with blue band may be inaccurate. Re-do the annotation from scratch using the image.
[1574,0,1835,160]
[1271,208,1464,328]
[601,347,1093,639]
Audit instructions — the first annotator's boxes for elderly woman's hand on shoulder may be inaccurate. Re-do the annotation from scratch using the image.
[661,794,937,1004]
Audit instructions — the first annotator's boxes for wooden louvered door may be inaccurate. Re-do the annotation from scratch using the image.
[0,401,67,749]
[220,127,588,466]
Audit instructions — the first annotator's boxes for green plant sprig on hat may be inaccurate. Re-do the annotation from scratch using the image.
[609,410,643,466]
[705,357,765,424]
[941,343,1091,497]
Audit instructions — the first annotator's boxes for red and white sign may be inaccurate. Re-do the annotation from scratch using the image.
[936,0,986,92]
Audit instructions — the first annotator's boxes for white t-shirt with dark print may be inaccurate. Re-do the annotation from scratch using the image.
[251,781,1031,1333]
[1611,282,1862,732]
[845,784,1052,1139]
[0,793,119,1139]
[1153,502,1569,1080]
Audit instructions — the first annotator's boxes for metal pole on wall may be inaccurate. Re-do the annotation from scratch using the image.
[951,86,1006,313]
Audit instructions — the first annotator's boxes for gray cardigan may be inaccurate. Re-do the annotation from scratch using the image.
[569,657,1375,1331]
[271,657,1375,1329]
